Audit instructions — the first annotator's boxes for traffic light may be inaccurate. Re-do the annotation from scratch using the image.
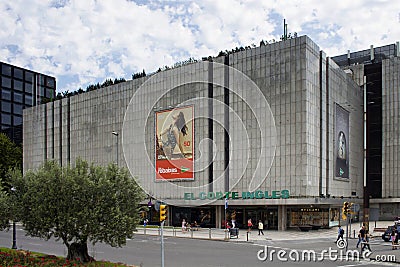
[342,202,350,214]
[348,202,353,214]
[159,204,168,222]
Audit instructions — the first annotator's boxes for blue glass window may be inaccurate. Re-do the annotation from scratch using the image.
[14,80,23,91]
[13,103,23,115]
[13,92,23,103]
[13,68,23,80]
[1,77,11,88]
[1,65,11,76]
[25,94,33,106]
[13,116,22,126]
[25,83,33,93]
[1,89,11,100]
[25,71,34,83]
[1,114,11,125]
[1,101,11,112]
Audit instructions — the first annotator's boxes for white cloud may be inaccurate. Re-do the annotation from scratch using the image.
[0,0,399,93]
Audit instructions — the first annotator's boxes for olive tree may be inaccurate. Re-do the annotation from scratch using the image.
[15,159,144,262]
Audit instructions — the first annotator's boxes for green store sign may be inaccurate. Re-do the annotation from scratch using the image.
[184,190,290,200]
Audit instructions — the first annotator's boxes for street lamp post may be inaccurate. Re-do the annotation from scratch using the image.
[11,187,17,249]
[112,131,119,164]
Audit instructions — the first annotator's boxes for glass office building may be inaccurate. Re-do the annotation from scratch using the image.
[0,62,56,144]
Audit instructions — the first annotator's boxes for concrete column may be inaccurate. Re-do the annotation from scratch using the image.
[216,206,222,228]
[278,205,287,231]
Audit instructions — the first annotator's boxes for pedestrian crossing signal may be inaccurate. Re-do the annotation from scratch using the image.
[159,204,167,222]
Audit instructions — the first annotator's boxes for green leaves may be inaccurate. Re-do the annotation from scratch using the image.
[16,158,145,251]
[0,133,22,190]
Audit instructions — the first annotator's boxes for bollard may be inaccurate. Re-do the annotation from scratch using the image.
[191,228,193,238]
[173,227,175,237]
[353,229,355,239]
[209,228,211,239]
[144,226,146,235]
[158,226,160,236]
[246,231,249,241]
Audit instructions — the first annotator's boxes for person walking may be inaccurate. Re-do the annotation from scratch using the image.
[247,218,253,232]
[391,228,397,250]
[362,230,372,252]
[335,226,344,243]
[182,219,187,233]
[258,220,264,235]
[356,225,366,248]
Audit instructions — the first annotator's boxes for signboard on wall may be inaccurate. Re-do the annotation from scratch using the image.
[155,106,194,180]
[335,104,349,178]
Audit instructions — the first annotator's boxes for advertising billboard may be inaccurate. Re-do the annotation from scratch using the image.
[155,106,194,180]
[335,104,349,178]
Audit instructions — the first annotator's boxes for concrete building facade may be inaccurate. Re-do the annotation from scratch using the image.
[24,35,389,231]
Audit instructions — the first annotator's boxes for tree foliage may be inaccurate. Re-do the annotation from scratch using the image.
[0,133,22,190]
[0,183,10,230]
[14,158,145,262]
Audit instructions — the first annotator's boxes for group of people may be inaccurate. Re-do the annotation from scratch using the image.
[335,224,371,251]
[246,219,265,235]
[181,219,200,232]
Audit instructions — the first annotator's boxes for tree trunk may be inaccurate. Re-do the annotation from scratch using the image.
[67,242,93,262]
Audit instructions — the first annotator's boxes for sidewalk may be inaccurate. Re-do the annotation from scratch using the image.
[135,220,394,242]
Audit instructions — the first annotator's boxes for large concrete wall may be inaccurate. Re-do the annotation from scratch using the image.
[382,57,400,198]
[23,35,363,203]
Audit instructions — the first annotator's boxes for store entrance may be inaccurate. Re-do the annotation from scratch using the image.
[244,207,278,230]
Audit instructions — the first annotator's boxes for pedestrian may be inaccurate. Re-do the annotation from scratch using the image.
[143,218,148,227]
[356,226,366,248]
[182,219,187,233]
[362,230,372,252]
[391,228,397,250]
[258,220,264,235]
[247,218,253,232]
[335,226,344,243]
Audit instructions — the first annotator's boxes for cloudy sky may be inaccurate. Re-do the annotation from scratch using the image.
[1,0,399,93]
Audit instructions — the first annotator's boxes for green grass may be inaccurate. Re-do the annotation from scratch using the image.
[0,247,136,267]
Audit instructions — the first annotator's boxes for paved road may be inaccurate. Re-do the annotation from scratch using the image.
[1,224,399,267]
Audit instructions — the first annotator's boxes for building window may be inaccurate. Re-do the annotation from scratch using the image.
[14,80,23,91]
[1,101,11,113]
[25,71,34,83]
[1,114,11,125]
[1,77,11,88]
[46,77,55,88]
[13,115,22,126]
[39,75,45,86]
[25,83,33,93]
[39,86,45,96]
[1,65,12,76]
[45,88,54,98]
[13,68,23,80]
[13,103,23,115]
[13,92,23,103]
[1,89,11,100]
[25,94,33,106]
